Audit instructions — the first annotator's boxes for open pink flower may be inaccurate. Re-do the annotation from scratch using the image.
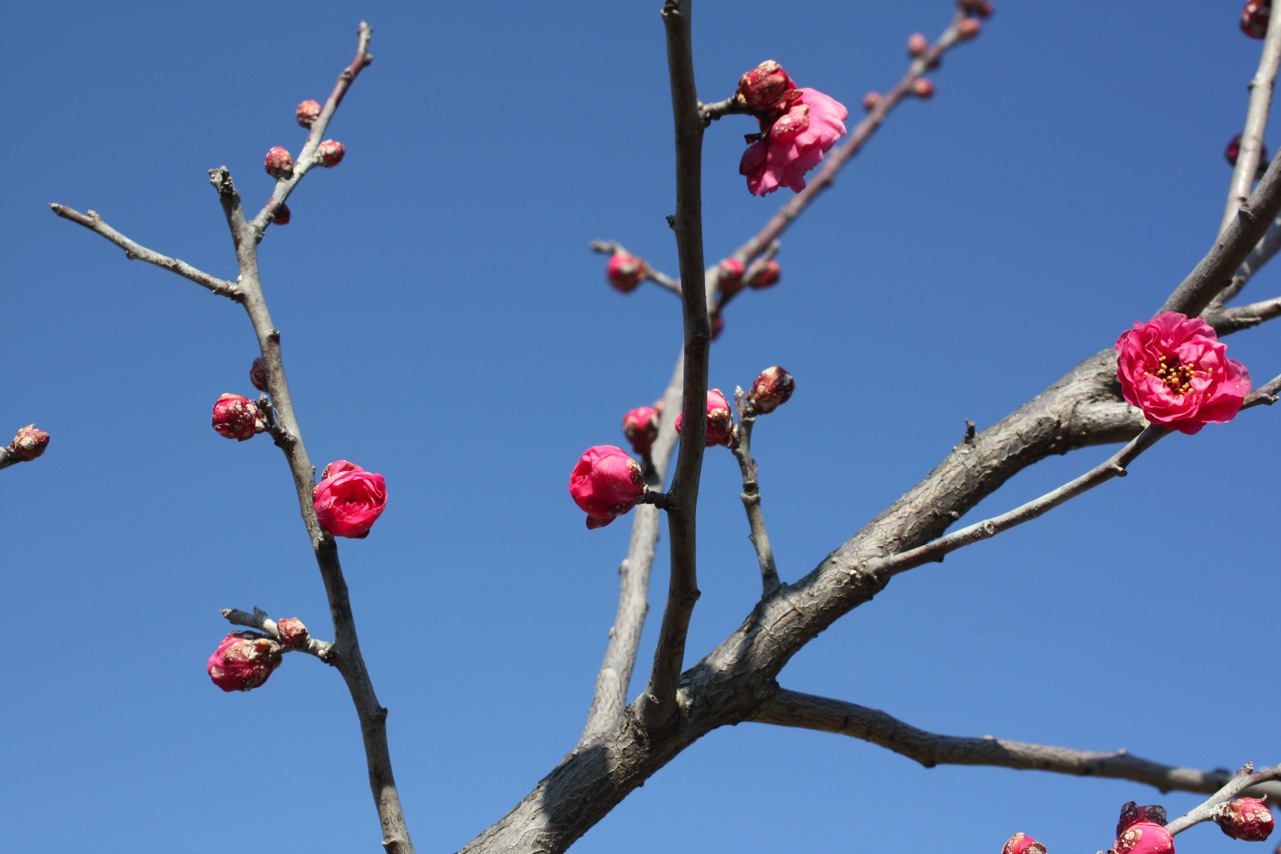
[740,88,848,196]
[568,445,645,529]
[313,460,387,538]
[1115,312,1251,434]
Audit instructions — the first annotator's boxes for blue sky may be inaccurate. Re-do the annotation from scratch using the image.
[4,2,1278,852]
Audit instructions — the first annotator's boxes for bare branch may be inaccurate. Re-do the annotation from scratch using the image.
[1167,763,1281,835]
[1219,9,1281,235]
[751,688,1244,796]
[47,204,239,299]
[221,607,335,661]
[729,388,780,596]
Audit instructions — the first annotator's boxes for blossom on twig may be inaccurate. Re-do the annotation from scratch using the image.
[313,460,387,538]
[568,445,646,529]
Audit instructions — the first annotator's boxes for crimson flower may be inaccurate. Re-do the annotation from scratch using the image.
[1115,312,1251,434]
[568,445,645,529]
[740,88,848,196]
[313,460,387,538]
[207,632,282,693]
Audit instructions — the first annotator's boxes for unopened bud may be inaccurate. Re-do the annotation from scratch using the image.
[10,424,50,461]
[270,202,291,225]
[1002,833,1047,854]
[275,617,310,649]
[748,366,795,414]
[295,99,322,127]
[249,357,269,393]
[317,140,345,167]
[264,146,294,180]
[1112,822,1174,854]
[607,252,647,293]
[716,258,746,297]
[568,445,646,529]
[207,631,282,692]
[675,389,734,447]
[1117,803,1169,837]
[958,18,981,39]
[736,60,797,111]
[908,33,929,57]
[747,258,781,289]
[1242,1,1271,38]
[621,405,660,455]
[211,393,266,441]
[862,91,883,112]
[1214,798,1274,841]
[913,78,936,99]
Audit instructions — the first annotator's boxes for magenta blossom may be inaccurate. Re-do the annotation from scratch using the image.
[1115,312,1251,434]
[207,631,282,693]
[568,445,645,529]
[313,460,387,538]
[740,88,848,196]
[1112,821,1174,854]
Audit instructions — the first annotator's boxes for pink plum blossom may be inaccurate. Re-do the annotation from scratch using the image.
[313,460,387,538]
[568,445,645,529]
[1112,822,1174,854]
[1115,312,1251,434]
[207,631,282,692]
[739,88,848,196]
[621,406,660,455]
[675,389,734,447]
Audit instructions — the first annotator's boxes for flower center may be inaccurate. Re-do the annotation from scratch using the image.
[1152,354,1197,395]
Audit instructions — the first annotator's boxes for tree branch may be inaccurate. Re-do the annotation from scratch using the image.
[1166,762,1281,835]
[1219,7,1281,236]
[729,388,780,596]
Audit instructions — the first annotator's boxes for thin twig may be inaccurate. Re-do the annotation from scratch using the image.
[1219,10,1281,236]
[588,239,682,295]
[221,606,335,661]
[729,388,780,596]
[46,205,239,299]
[1166,763,1281,835]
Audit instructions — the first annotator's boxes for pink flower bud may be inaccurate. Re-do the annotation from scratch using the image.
[207,631,282,692]
[736,60,797,111]
[749,366,796,414]
[211,393,266,441]
[747,258,781,289]
[675,389,734,447]
[913,78,936,99]
[264,146,294,180]
[249,357,269,392]
[1118,803,1169,836]
[10,424,50,461]
[958,18,982,39]
[908,32,929,57]
[270,202,291,225]
[622,406,660,455]
[317,139,345,167]
[717,258,746,296]
[313,460,387,538]
[275,617,310,649]
[295,99,322,127]
[1215,798,1274,841]
[862,91,883,112]
[1112,822,1174,854]
[568,445,645,529]
[1002,833,1047,854]
[1242,1,1271,38]
[606,252,647,293]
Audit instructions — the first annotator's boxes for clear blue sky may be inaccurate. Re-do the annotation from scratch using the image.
[5,2,1278,852]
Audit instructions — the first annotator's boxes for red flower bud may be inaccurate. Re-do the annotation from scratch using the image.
[264,146,294,180]
[747,258,781,289]
[317,139,345,167]
[270,202,291,225]
[1002,833,1047,854]
[622,406,660,455]
[1242,1,1271,38]
[295,99,322,128]
[960,0,993,17]
[908,32,929,57]
[1118,803,1169,837]
[748,366,796,414]
[736,60,797,111]
[1226,134,1270,179]
[10,424,50,461]
[1112,822,1174,854]
[275,617,310,649]
[717,258,746,296]
[958,18,982,39]
[862,91,883,112]
[249,357,269,393]
[606,252,647,293]
[211,393,266,441]
[1214,798,1274,841]
[675,389,734,447]
[207,631,282,692]
[913,78,936,99]
[568,445,646,529]
[313,460,387,539]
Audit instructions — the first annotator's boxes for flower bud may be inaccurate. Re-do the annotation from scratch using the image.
[317,139,345,167]
[711,312,725,341]
[747,258,781,289]
[606,252,647,293]
[958,18,982,39]
[717,258,746,296]
[1112,822,1174,854]
[621,406,660,455]
[264,146,294,180]
[10,424,50,461]
[270,202,291,225]
[568,445,645,529]
[1214,798,1274,841]
[207,631,282,692]
[1242,1,1271,38]
[913,78,936,99]
[862,91,883,112]
[908,32,929,57]
[1002,833,1047,854]
[313,460,387,538]
[1117,803,1168,837]
[275,617,310,649]
[675,389,734,447]
[1226,134,1270,179]
[736,60,797,112]
[211,393,266,441]
[295,99,322,127]
[249,357,269,393]
[748,366,796,414]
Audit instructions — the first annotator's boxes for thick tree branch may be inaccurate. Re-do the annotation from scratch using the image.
[751,688,1245,795]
